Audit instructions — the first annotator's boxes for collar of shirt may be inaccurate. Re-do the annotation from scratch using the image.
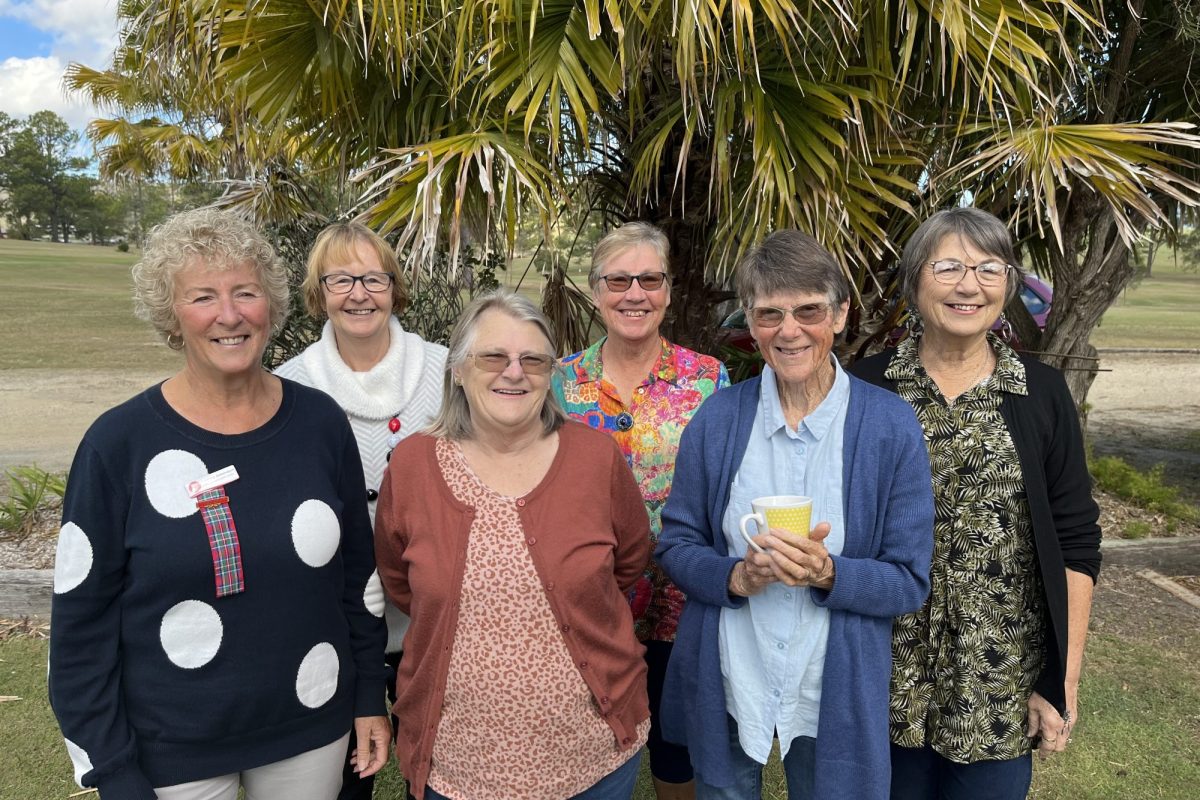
[758,359,851,441]
[567,336,682,388]
[884,333,1028,397]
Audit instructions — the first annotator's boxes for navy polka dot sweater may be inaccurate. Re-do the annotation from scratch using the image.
[49,380,388,799]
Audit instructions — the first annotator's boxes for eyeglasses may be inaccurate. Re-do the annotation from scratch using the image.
[469,351,556,375]
[928,259,1011,286]
[320,272,395,294]
[599,272,668,292]
[747,303,831,328]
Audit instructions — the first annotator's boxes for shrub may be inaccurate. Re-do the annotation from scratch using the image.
[0,466,67,542]
[1090,456,1200,524]
[116,240,130,252]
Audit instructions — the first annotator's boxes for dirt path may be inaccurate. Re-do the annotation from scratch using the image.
[0,368,172,475]
[1087,352,1200,504]
[1,351,1195,484]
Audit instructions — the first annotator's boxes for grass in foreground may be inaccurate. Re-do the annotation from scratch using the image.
[3,629,1197,800]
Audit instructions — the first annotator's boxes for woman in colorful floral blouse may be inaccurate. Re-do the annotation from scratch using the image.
[553,222,728,800]
[851,207,1102,800]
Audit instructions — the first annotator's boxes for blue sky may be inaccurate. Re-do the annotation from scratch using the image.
[0,16,53,59]
[0,0,118,129]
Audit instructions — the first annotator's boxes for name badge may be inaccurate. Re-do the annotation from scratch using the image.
[187,466,240,499]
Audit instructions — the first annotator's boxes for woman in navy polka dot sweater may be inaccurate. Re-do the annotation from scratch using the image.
[48,209,389,800]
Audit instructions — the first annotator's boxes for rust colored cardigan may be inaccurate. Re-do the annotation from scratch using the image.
[375,422,652,797]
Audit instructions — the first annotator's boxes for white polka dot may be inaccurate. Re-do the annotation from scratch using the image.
[363,570,385,617]
[291,499,341,568]
[53,523,93,594]
[159,600,223,669]
[145,450,208,518]
[64,737,94,786]
[296,642,340,708]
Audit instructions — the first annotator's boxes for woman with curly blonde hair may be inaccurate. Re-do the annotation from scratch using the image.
[49,208,390,800]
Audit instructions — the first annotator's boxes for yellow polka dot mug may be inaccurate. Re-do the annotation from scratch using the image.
[738,495,813,554]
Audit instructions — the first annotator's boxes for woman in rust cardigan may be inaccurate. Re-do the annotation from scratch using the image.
[374,290,651,800]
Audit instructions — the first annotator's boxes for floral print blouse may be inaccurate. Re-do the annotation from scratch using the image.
[553,337,728,641]
[885,334,1046,763]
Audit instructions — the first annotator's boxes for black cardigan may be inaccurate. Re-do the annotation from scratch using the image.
[850,349,1101,712]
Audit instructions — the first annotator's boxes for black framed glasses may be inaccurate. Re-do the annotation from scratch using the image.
[928,259,1011,286]
[599,271,668,292]
[469,351,556,375]
[320,272,395,294]
[747,303,831,328]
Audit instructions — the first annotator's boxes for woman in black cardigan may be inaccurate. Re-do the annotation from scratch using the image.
[851,207,1101,800]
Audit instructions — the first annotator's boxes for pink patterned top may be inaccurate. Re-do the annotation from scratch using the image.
[426,440,648,799]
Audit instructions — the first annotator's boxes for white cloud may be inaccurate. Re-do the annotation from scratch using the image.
[1,0,119,59]
[0,55,96,129]
[0,0,121,126]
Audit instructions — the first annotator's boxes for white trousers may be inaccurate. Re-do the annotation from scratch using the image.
[154,732,350,800]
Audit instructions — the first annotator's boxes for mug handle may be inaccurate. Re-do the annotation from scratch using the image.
[738,512,768,554]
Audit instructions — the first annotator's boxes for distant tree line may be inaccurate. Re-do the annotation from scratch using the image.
[0,110,216,246]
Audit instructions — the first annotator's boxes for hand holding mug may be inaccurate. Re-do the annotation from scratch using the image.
[762,522,834,589]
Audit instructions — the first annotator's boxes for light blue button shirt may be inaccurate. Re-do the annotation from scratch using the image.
[718,359,849,764]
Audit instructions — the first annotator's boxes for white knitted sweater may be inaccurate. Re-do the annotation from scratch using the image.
[276,316,447,652]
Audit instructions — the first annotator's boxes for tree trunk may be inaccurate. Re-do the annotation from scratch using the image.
[1041,196,1141,430]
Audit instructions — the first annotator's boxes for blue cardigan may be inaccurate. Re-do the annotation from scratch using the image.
[655,375,934,798]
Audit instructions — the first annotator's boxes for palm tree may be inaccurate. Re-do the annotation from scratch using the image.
[69,0,1200,407]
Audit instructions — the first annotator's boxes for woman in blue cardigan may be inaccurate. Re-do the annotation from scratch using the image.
[655,230,934,800]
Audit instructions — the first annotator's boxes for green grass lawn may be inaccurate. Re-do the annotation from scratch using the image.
[1090,255,1200,350]
[0,239,178,372]
[2,238,1196,372]
[4,628,1196,800]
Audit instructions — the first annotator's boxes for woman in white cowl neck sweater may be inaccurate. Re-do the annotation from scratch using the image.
[276,221,447,800]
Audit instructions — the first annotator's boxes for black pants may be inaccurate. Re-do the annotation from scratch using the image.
[337,651,403,800]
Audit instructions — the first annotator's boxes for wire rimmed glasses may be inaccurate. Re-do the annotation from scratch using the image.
[747,302,831,328]
[468,351,556,375]
[928,259,1011,286]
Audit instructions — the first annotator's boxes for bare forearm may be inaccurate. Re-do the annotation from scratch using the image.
[1065,568,1095,687]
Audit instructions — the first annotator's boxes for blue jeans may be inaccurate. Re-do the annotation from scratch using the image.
[422,749,641,800]
[694,716,816,799]
[889,743,1032,800]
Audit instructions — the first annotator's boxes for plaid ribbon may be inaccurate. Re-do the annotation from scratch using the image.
[196,488,245,597]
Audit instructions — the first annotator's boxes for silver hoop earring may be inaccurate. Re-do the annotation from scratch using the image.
[905,309,924,335]
[166,333,185,350]
[998,313,1014,342]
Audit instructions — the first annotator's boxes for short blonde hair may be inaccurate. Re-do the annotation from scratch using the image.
[426,290,567,441]
[301,222,408,318]
[588,221,671,292]
[132,208,290,343]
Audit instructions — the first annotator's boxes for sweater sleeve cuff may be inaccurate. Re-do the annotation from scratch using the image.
[96,763,157,800]
[354,676,388,718]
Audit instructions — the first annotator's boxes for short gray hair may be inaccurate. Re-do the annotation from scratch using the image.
[734,230,850,310]
[588,221,670,292]
[898,207,1025,307]
[426,290,568,441]
[132,208,290,343]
